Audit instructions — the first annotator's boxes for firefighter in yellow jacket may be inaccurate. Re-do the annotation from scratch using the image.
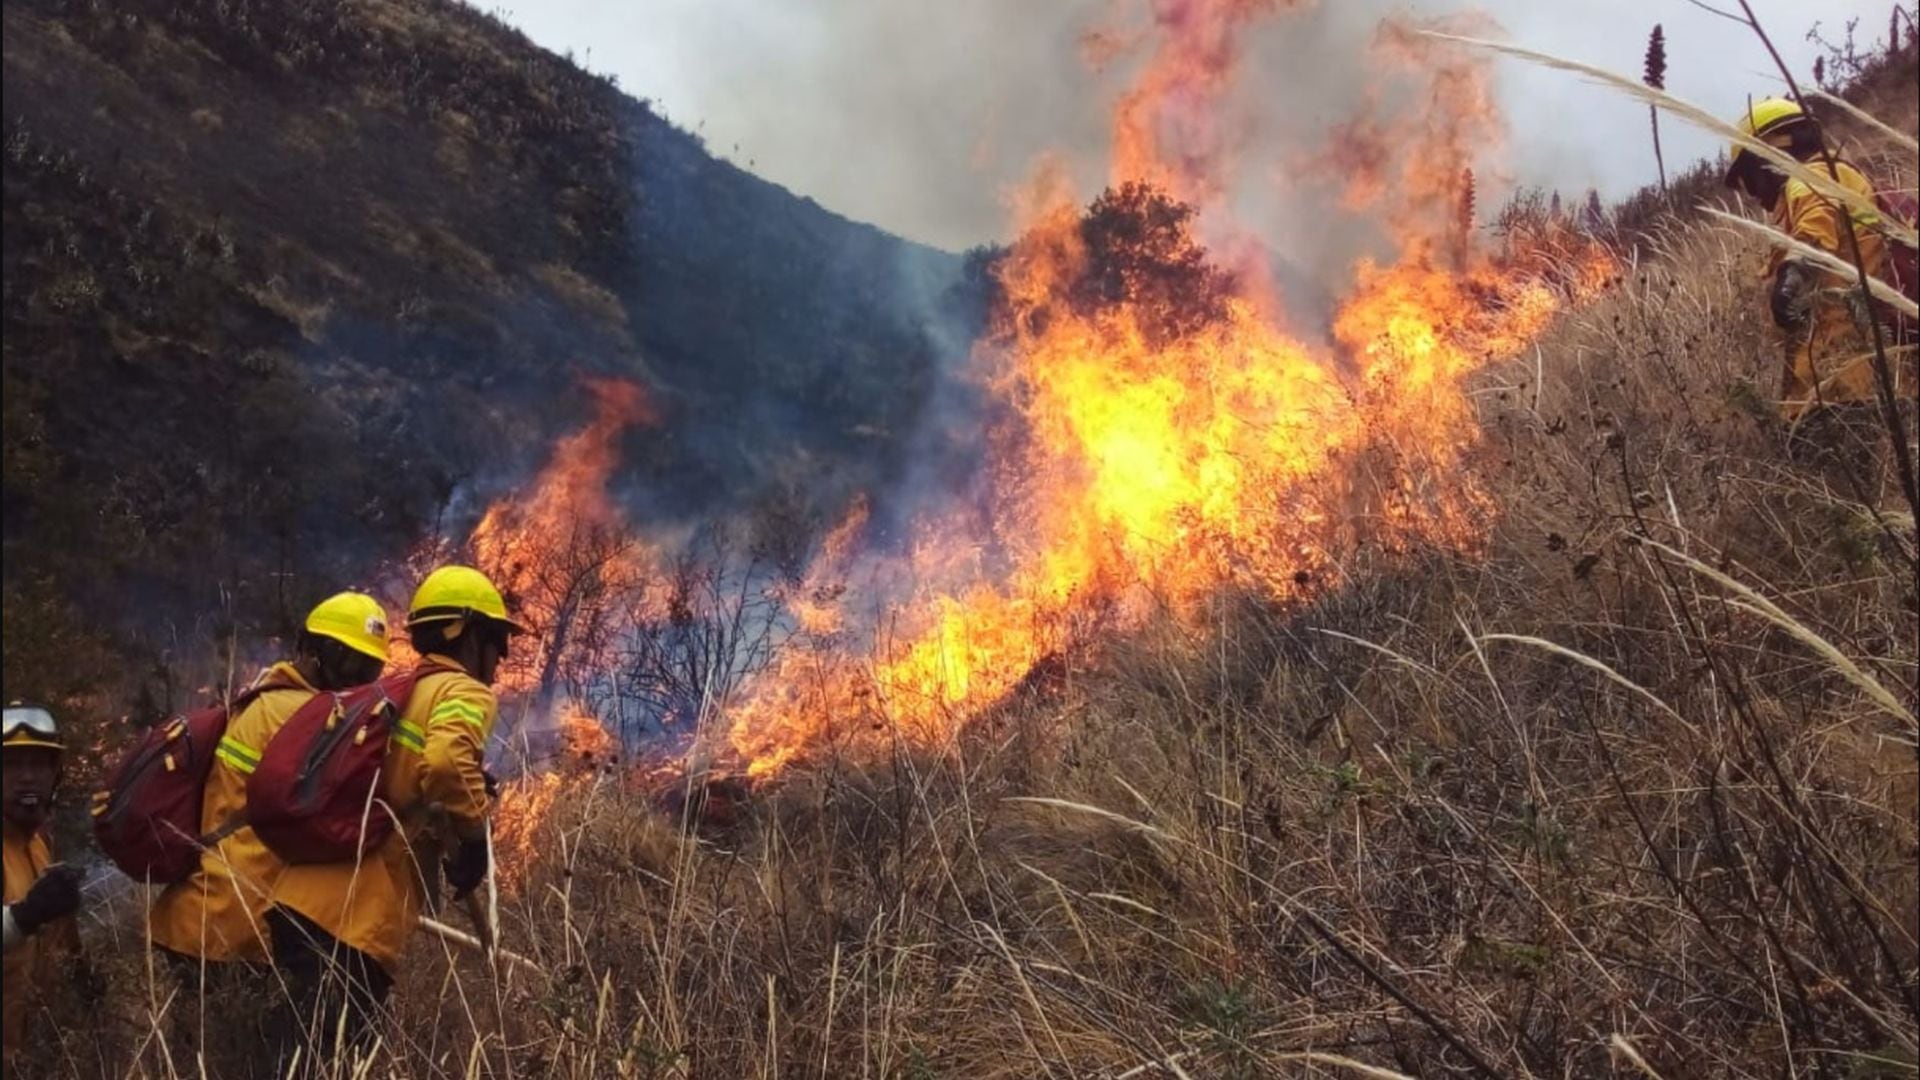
[147,593,388,976]
[3,705,84,1064]
[267,566,520,1060]
[1724,97,1890,426]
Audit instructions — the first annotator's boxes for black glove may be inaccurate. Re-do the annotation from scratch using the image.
[444,836,490,900]
[12,863,82,935]
[482,769,500,799]
[1770,261,1812,331]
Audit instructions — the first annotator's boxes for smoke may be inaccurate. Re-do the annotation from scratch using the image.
[514,0,1888,259]
[434,0,1631,779]
[507,0,1509,334]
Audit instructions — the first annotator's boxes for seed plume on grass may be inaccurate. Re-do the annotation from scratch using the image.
[1701,207,1919,316]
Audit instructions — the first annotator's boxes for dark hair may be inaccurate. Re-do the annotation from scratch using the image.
[295,628,330,659]
[409,619,459,657]
[1782,121,1823,162]
[408,617,507,657]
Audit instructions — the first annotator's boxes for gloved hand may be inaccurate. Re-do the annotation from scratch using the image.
[1770,261,1812,330]
[482,769,500,799]
[12,864,83,935]
[444,836,490,900]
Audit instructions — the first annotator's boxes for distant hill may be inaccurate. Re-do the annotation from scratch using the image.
[1,0,964,703]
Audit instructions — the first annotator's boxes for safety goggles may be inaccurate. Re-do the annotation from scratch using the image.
[2,705,59,742]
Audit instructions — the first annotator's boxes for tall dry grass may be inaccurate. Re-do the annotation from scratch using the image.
[15,53,1920,1080]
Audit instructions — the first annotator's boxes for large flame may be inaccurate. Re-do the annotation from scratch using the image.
[382,376,658,868]
[438,5,1618,796]
[720,11,1616,779]
[470,377,660,696]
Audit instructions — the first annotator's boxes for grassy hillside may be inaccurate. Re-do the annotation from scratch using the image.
[4,6,1915,1080]
[404,95,1917,1077]
[2,0,961,709]
[17,53,1915,1080]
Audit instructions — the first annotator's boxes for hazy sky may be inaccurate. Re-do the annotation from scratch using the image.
[502,0,1893,251]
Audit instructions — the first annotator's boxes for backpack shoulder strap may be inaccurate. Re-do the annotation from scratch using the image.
[199,671,322,846]
[224,685,269,716]
[201,815,250,848]
[391,659,467,702]
[228,666,310,713]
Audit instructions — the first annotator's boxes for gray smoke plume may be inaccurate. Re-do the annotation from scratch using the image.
[511,0,1878,255]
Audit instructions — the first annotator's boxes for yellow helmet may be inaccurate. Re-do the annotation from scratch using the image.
[3,703,64,753]
[304,591,392,663]
[1725,97,1808,185]
[407,565,527,634]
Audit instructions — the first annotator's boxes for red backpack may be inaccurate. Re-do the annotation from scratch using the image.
[246,663,451,864]
[1875,189,1919,344]
[91,677,288,884]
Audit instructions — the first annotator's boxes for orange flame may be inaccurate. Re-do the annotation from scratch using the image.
[786,497,870,637]
[557,700,618,765]
[423,5,1618,809]
[383,379,655,887]
[491,700,616,890]
[1319,15,1509,262]
[491,772,560,893]
[1107,0,1308,206]
[720,6,1616,779]
[469,377,660,695]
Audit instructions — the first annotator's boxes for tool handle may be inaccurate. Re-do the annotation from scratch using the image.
[462,889,496,953]
[419,915,539,975]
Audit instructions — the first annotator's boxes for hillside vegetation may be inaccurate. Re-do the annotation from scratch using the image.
[42,208,1917,1079]
[4,5,1916,1080]
[2,0,961,713]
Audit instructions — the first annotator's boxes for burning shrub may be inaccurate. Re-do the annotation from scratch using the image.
[1067,182,1237,345]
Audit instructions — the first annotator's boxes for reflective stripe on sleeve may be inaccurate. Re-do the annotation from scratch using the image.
[392,719,427,752]
[429,699,488,730]
[215,736,262,775]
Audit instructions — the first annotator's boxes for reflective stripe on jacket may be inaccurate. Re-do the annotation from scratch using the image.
[1767,159,1888,419]
[268,656,497,973]
[147,662,320,963]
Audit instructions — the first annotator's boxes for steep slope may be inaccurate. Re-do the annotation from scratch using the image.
[1,0,962,702]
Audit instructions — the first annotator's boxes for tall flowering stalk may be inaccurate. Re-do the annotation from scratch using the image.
[1644,25,1669,194]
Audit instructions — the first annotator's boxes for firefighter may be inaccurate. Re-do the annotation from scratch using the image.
[3,704,84,1064]
[145,592,388,1061]
[1724,97,1891,469]
[266,566,520,1063]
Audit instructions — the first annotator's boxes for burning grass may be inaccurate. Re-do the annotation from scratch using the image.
[28,196,1914,1080]
[16,5,1917,1079]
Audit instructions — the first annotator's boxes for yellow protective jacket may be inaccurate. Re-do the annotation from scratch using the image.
[147,662,320,963]
[4,820,77,1060]
[1766,159,1888,420]
[269,656,497,973]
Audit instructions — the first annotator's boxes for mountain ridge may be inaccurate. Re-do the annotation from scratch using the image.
[1,0,966,705]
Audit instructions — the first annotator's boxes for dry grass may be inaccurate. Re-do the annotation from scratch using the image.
[17,211,1914,1078]
[15,43,1920,1080]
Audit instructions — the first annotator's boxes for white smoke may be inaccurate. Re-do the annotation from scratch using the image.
[504,0,1886,253]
